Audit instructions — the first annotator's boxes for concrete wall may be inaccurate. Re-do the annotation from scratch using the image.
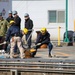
[12,0,75,41]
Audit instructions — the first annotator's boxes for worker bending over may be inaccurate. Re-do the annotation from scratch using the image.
[5,20,24,59]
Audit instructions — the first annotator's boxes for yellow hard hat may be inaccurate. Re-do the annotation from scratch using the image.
[30,48,36,53]
[10,20,15,24]
[23,28,28,34]
[40,28,47,34]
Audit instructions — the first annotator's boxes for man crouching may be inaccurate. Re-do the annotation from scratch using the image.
[35,28,53,57]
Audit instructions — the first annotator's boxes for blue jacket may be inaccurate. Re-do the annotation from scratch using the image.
[5,24,20,42]
[35,32,50,45]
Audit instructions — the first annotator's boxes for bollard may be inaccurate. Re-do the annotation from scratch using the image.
[74,20,75,31]
[57,26,62,47]
[11,69,21,75]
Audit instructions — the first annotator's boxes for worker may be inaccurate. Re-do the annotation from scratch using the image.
[0,12,9,52]
[13,10,21,29]
[24,13,33,48]
[22,28,36,58]
[13,10,21,53]
[5,20,24,59]
[35,28,53,57]
[22,28,29,45]
[6,10,14,22]
[6,11,14,52]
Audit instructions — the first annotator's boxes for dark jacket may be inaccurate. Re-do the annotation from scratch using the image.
[5,24,20,42]
[6,16,14,22]
[25,18,33,32]
[14,16,21,29]
[35,32,50,45]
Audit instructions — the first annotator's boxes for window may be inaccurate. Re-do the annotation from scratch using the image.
[49,11,56,23]
[48,10,65,23]
[58,11,65,23]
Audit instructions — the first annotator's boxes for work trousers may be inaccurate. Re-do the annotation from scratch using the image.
[10,36,24,58]
[26,32,32,48]
[35,42,53,55]
[0,36,5,50]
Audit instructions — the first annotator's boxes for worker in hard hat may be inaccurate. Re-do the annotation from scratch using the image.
[35,27,53,57]
[0,12,9,53]
[5,20,24,59]
[21,28,28,45]
[24,13,33,48]
[12,10,21,54]
[6,10,14,22]
[22,28,36,57]
[13,10,21,29]
[5,11,14,53]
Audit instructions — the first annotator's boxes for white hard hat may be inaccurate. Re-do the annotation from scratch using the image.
[8,10,12,14]
[13,10,17,15]
[24,13,29,17]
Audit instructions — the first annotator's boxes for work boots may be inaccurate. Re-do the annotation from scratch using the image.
[49,53,52,57]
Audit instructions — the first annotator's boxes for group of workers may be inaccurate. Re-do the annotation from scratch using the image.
[0,10,53,59]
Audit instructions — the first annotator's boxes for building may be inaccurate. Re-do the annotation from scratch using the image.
[0,0,12,19]
[12,0,75,40]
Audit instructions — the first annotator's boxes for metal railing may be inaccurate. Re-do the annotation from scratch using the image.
[0,59,75,74]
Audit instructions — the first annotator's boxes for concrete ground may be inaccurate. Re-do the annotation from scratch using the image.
[0,42,75,60]
[35,45,75,60]
[0,43,75,75]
